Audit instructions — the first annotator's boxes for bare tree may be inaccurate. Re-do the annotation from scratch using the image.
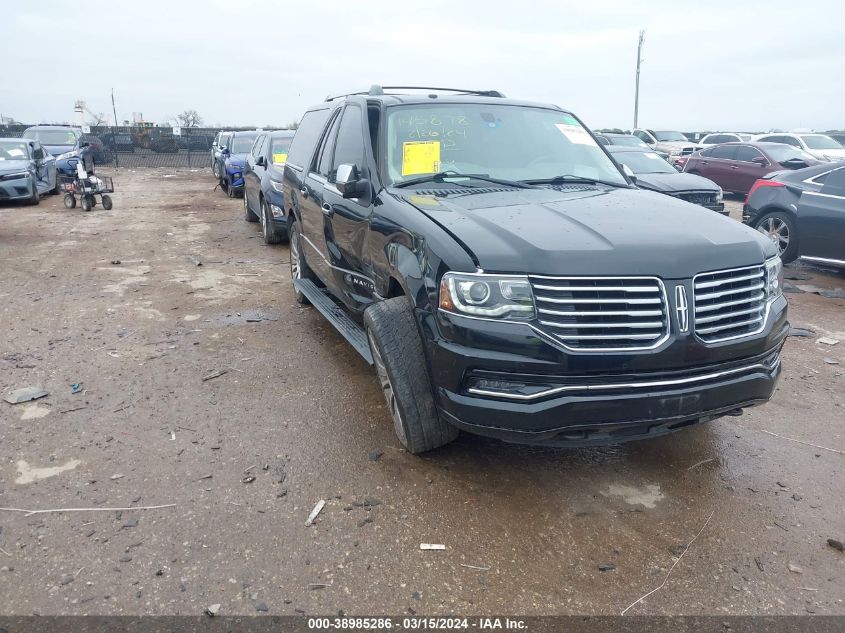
[176,110,204,127]
[286,120,299,130]
[89,112,109,126]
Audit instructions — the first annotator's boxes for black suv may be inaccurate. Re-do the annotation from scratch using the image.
[282,86,788,453]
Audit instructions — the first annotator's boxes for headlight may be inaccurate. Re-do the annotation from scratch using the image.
[765,256,783,301]
[439,273,535,319]
[57,151,77,160]
[270,180,284,193]
[716,187,723,201]
[2,171,30,180]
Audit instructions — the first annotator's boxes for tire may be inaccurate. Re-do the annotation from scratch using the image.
[28,183,40,206]
[80,195,93,212]
[364,297,458,453]
[755,211,798,263]
[288,216,316,305]
[243,190,258,222]
[212,160,220,179]
[101,194,113,210]
[63,194,76,209]
[52,172,62,195]
[227,177,237,198]
[261,197,283,244]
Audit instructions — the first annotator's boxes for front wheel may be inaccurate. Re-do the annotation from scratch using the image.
[755,211,797,263]
[364,297,459,454]
[101,194,113,210]
[261,198,283,244]
[212,161,220,179]
[80,195,93,212]
[63,194,76,209]
[28,184,40,206]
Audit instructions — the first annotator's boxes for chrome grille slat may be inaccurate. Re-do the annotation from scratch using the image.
[694,265,767,342]
[529,276,669,351]
[537,308,664,317]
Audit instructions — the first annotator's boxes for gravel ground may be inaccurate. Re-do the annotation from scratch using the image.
[0,172,843,616]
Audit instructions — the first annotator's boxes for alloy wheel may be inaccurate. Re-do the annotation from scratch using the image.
[290,229,301,280]
[368,330,407,443]
[757,217,789,255]
[261,200,269,239]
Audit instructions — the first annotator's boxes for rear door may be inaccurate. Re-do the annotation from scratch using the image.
[692,145,736,190]
[301,109,342,283]
[797,167,845,261]
[320,103,375,310]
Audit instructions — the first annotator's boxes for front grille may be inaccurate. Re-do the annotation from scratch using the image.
[678,191,716,206]
[680,147,696,155]
[529,276,669,351]
[694,265,767,342]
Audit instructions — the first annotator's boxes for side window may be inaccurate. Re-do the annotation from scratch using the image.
[735,146,764,163]
[820,167,845,197]
[785,137,802,148]
[330,106,364,181]
[760,135,778,144]
[287,108,332,169]
[315,111,342,177]
[709,145,737,160]
[633,130,649,142]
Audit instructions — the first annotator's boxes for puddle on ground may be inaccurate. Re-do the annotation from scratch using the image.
[16,458,81,484]
[207,309,279,326]
[602,483,664,508]
[20,404,51,420]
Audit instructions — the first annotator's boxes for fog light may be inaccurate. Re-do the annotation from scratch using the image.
[468,378,528,396]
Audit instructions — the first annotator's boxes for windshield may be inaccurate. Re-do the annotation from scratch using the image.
[270,137,292,164]
[653,131,688,142]
[0,140,30,160]
[23,129,79,145]
[610,135,648,148]
[614,151,675,174]
[232,136,257,153]
[766,145,817,163]
[800,135,843,150]
[384,104,626,186]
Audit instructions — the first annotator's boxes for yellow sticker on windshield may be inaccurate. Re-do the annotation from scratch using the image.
[272,152,288,164]
[402,141,441,176]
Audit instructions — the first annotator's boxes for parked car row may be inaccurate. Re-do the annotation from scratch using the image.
[220,85,789,455]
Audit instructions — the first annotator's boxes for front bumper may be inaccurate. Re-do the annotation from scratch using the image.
[265,188,287,228]
[226,167,245,188]
[0,176,34,201]
[420,297,788,446]
[704,202,727,215]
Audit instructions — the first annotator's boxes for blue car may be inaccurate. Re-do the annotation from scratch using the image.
[22,125,83,178]
[0,137,60,204]
[243,130,295,243]
[219,130,259,197]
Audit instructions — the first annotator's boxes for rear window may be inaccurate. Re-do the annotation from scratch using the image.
[287,109,332,169]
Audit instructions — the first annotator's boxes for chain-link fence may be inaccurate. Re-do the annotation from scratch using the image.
[0,124,266,168]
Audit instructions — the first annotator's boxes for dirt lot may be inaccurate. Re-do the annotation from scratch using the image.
[0,171,843,616]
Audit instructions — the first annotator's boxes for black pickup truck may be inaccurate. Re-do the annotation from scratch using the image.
[282,86,788,453]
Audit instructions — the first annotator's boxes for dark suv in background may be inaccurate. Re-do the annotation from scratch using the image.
[282,85,787,453]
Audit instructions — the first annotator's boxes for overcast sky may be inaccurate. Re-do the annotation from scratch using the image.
[2,1,842,132]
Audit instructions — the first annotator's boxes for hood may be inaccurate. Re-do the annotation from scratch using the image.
[400,186,773,278]
[811,148,845,161]
[634,172,719,194]
[42,144,74,156]
[0,159,32,174]
[226,153,247,166]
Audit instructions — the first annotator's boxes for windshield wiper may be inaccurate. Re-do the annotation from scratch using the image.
[521,174,630,188]
[394,170,535,189]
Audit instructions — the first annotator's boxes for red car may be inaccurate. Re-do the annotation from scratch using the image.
[682,142,821,194]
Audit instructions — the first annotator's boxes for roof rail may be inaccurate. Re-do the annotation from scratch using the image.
[325,85,505,101]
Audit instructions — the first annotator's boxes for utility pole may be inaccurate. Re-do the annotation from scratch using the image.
[111,89,119,127]
[633,30,645,129]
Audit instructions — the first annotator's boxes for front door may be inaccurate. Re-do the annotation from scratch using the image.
[798,167,845,262]
[244,134,266,213]
[320,104,375,311]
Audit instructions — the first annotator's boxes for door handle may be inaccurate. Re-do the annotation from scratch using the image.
[730,165,739,169]
[300,187,308,198]
[321,203,334,216]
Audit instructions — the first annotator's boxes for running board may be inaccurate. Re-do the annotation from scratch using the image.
[294,278,374,365]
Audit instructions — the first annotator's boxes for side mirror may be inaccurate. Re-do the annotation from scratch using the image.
[335,164,368,198]
[622,163,637,184]
[255,155,266,167]
[80,142,90,149]
[751,156,768,166]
